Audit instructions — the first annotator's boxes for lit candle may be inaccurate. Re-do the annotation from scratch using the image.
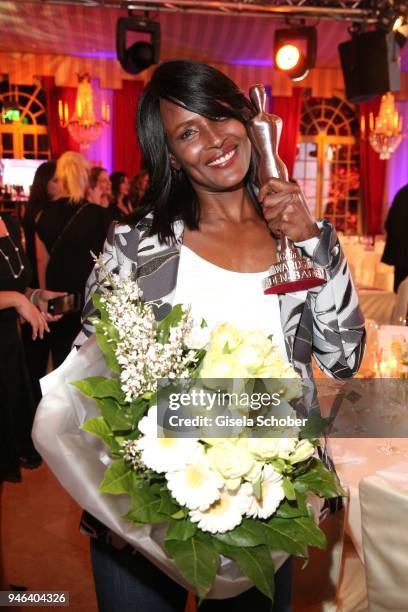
[58,100,63,122]
[369,112,374,132]
[64,103,69,123]
[360,115,365,137]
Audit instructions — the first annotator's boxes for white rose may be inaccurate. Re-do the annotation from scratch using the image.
[245,437,296,460]
[185,325,211,350]
[207,440,254,480]
[289,439,315,464]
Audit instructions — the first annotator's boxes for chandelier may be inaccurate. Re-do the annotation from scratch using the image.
[58,74,110,151]
[361,92,403,160]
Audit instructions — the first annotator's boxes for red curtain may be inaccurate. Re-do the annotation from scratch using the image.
[359,99,387,235]
[112,80,143,177]
[43,76,80,158]
[270,88,303,178]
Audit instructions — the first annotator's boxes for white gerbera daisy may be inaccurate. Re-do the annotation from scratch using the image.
[166,456,224,511]
[189,486,252,534]
[137,406,200,473]
[138,405,158,437]
[244,465,285,520]
[138,435,200,474]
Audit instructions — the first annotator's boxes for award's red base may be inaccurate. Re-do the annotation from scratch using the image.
[264,276,326,295]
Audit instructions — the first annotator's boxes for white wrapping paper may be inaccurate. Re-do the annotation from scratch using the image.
[32,335,289,598]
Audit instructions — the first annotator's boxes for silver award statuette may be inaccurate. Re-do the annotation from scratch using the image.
[247,84,326,294]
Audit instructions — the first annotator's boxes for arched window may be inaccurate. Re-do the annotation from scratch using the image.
[293,95,361,234]
[0,80,50,160]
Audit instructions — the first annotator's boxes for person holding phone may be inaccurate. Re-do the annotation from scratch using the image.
[0,212,64,590]
[35,152,111,367]
[21,161,61,404]
[74,61,365,611]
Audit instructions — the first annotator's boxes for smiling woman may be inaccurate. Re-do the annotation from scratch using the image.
[72,60,365,612]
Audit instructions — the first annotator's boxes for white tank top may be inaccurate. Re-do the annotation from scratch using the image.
[173,245,288,362]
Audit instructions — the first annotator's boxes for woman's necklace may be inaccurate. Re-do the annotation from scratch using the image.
[0,215,25,279]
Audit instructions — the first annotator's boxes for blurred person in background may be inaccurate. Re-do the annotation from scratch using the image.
[129,168,149,209]
[0,211,64,590]
[22,161,60,288]
[382,184,408,292]
[87,167,111,209]
[21,161,61,404]
[35,152,111,367]
[109,171,132,220]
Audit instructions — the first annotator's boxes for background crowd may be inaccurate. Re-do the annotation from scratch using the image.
[0,154,149,590]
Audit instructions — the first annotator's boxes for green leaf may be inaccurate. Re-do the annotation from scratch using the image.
[292,516,326,549]
[214,542,274,600]
[92,292,110,321]
[294,482,309,517]
[275,500,307,519]
[157,304,184,344]
[263,515,326,555]
[129,397,150,430]
[124,489,165,524]
[165,518,197,542]
[80,416,121,453]
[171,509,187,520]
[96,397,132,431]
[299,415,334,439]
[252,476,262,500]
[214,519,265,548]
[283,477,296,501]
[296,459,347,498]
[158,492,180,517]
[95,324,121,374]
[93,378,125,403]
[99,460,133,495]
[165,535,219,599]
[262,518,308,556]
[268,458,287,473]
[71,376,108,398]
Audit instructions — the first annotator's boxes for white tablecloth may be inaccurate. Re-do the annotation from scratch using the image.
[332,438,408,562]
[358,289,397,326]
[340,238,394,292]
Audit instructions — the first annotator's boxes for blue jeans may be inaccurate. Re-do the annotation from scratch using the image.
[90,538,292,612]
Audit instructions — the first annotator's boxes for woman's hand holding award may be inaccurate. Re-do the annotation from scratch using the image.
[247,85,326,294]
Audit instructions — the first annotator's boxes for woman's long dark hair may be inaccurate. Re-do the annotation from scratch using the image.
[26,160,57,221]
[110,171,127,200]
[128,60,256,243]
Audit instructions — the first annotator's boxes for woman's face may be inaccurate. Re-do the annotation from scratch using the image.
[119,176,130,196]
[160,99,252,193]
[138,173,149,192]
[97,171,112,196]
[47,174,61,199]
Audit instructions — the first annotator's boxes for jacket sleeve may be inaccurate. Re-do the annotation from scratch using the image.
[295,220,366,379]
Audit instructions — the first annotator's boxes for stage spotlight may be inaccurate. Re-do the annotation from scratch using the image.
[116,17,161,75]
[276,45,300,71]
[273,27,317,81]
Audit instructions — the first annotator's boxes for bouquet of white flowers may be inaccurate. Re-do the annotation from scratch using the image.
[70,273,345,602]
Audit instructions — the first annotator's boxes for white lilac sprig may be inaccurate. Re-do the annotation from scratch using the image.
[91,255,199,402]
